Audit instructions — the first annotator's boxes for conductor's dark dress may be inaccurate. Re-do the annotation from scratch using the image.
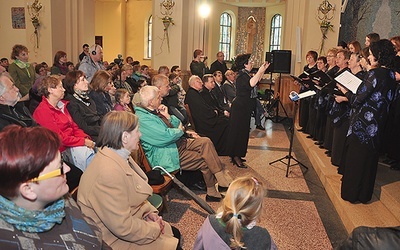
[226,70,256,158]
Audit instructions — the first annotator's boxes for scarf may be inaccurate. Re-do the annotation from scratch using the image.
[0,195,65,233]
[15,59,31,78]
[73,90,91,106]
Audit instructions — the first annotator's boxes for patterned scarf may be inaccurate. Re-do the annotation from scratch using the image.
[0,195,65,233]
[73,90,91,106]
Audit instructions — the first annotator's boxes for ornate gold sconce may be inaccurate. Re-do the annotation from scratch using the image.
[317,0,335,54]
[27,0,43,48]
[160,0,175,52]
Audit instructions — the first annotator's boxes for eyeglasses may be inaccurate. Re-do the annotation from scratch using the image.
[29,159,65,182]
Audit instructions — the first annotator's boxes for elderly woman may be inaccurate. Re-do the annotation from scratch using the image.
[8,44,35,102]
[78,111,181,249]
[64,70,102,141]
[339,39,397,204]
[89,70,113,117]
[33,75,95,172]
[226,54,269,168]
[51,51,69,76]
[0,125,103,248]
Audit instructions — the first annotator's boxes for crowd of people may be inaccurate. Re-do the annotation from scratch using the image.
[0,43,277,249]
[296,33,400,204]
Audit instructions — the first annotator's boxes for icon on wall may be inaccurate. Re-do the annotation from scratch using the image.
[11,7,26,29]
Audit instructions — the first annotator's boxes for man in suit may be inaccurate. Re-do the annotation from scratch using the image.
[212,71,230,111]
[222,69,236,103]
[185,75,230,156]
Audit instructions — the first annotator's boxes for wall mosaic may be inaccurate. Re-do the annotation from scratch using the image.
[339,0,400,44]
[235,7,266,67]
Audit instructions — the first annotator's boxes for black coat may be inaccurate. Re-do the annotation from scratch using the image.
[185,87,229,155]
[0,102,37,131]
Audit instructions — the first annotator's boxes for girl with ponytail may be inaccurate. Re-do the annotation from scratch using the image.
[194,176,277,250]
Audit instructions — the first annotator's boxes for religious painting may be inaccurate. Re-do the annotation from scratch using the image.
[11,7,26,29]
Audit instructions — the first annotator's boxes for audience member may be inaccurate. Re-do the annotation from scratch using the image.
[136,85,232,201]
[63,70,101,141]
[113,88,133,112]
[140,64,151,82]
[125,56,134,65]
[226,54,270,168]
[132,79,147,106]
[340,39,396,204]
[194,176,277,250]
[0,73,36,130]
[66,61,75,72]
[0,58,9,71]
[212,70,230,111]
[78,111,182,249]
[164,73,188,124]
[222,69,236,102]
[78,43,89,62]
[209,51,228,81]
[108,81,117,106]
[8,44,35,102]
[50,51,69,77]
[190,49,209,78]
[78,44,105,82]
[201,74,228,117]
[158,65,170,76]
[33,75,95,172]
[89,70,113,117]
[0,125,103,249]
[131,61,142,81]
[186,75,230,156]
[114,64,134,93]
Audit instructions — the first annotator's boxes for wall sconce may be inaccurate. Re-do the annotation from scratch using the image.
[160,0,175,52]
[317,0,335,54]
[27,0,43,48]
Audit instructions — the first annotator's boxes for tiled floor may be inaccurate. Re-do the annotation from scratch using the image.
[162,118,348,249]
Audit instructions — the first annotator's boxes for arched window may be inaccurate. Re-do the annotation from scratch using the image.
[269,14,282,51]
[219,12,232,60]
[147,15,152,58]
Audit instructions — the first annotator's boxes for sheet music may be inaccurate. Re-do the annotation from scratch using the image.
[298,90,316,99]
[334,70,362,94]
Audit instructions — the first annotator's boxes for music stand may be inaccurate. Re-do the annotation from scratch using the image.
[266,73,289,123]
[269,91,314,177]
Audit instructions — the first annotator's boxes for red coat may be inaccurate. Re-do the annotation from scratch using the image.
[33,96,89,152]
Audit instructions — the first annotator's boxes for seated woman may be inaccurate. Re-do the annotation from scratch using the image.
[33,75,95,172]
[0,125,103,249]
[89,70,113,117]
[78,111,182,249]
[50,51,69,77]
[64,70,101,141]
[113,88,133,112]
[194,176,277,250]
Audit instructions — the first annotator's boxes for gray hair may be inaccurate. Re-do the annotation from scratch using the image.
[139,85,159,108]
[188,75,201,87]
[0,73,11,96]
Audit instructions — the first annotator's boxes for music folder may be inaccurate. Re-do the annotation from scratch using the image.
[334,70,362,94]
[309,70,332,85]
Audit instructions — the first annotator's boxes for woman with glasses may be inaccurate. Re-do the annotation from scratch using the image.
[89,70,113,117]
[33,75,95,172]
[226,54,270,168]
[78,111,182,249]
[0,125,103,249]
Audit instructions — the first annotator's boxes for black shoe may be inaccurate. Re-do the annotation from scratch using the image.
[306,135,313,138]
[256,125,265,130]
[319,145,325,149]
[206,195,222,202]
[314,141,323,145]
[297,128,304,132]
[217,185,229,193]
[241,158,247,162]
[189,181,206,191]
[324,150,331,154]
[231,157,247,168]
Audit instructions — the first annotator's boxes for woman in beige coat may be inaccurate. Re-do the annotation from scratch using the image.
[78,111,181,249]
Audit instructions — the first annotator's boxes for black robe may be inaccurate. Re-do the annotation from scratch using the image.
[185,87,229,155]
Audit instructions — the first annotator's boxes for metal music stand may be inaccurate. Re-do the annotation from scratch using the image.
[270,92,312,177]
